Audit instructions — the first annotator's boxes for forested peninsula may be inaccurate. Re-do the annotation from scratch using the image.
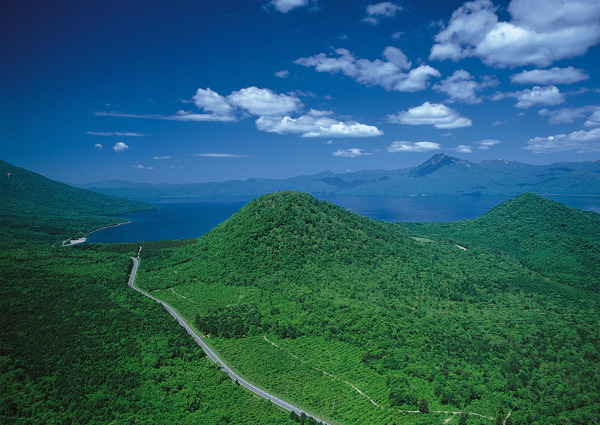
[1,159,599,424]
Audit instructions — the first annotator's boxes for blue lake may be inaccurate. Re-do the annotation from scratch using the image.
[85,195,600,244]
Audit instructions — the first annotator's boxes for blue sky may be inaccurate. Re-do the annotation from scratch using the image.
[2,0,600,184]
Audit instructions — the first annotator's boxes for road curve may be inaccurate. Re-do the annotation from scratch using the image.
[128,255,331,425]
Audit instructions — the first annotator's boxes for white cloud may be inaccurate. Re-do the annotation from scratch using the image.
[228,87,302,116]
[511,67,589,85]
[525,127,600,153]
[430,0,499,62]
[255,109,383,137]
[363,2,402,25]
[268,0,313,13]
[585,110,600,128]
[509,0,600,32]
[131,164,145,169]
[193,87,235,118]
[153,156,171,160]
[95,110,236,122]
[433,70,498,104]
[430,0,600,68]
[478,139,501,150]
[332,148,371,157]
[454,145,473,153]
[514,85,565,108]
[97,87,380,139]
[193,153,249,158]
[86,131,145,137]
[94,143,102,149]
[97,86,302,122]
[387,141,441,152]
[539,106,599,125]
[113,142,129,152]
[295,47,440,92]
[171,110,238,122]
[275,70,290,78]
[387,102,472,129]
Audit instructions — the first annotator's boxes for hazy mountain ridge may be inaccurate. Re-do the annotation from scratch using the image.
[78,154,600,201]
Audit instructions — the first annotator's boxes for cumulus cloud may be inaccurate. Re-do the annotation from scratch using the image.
[511,67,589,85]
[433,70,498,104]
[430,0,499,62]
[295,47,440,92]
[332,148,371,157]
[97,86,379,139]
[228,87,302,116]
[113,142,129,152]
[387,102,472,129]
[387,141,441,152]
[98,86,302,123]
[193,87,236,119]
[363,2,402,25]
[268,0,307,13]
[94,143,102,149]
[478,139,501,149]
[131,164,145,169]
[514,85,565,108]
[275,70,290,78]
[430,0,600,68]
[525,127,600,153]
[256,109,383,138]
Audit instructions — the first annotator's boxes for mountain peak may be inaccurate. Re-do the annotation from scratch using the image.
[411,153,470,176]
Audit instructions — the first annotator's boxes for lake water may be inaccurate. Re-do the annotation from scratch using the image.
[85,195,600,244]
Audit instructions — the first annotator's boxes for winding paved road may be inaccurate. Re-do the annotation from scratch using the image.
[128,254,330,425]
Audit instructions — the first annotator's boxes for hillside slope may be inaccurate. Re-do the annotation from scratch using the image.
[139,192,600,425]
[404,193,600,290]
[0,160,153,244]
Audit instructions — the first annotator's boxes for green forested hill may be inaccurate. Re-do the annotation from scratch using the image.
[0,160,153,245]
[0,163,297,424]
[138,192,600,425]
[0,244,298,424]
[404,193,600,290]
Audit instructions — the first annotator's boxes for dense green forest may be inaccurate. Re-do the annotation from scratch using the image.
[0,244,298,424]
[403,193,600,291]
[0,160,153,245]
[137,192,600,425]
[0,163,298,424]
[2,163,599,425]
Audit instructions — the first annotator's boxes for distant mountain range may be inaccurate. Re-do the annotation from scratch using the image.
[77,154,600,201]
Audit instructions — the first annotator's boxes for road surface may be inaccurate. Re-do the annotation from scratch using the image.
[128,254,330,425]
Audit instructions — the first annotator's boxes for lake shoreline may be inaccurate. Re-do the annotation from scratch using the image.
[82,195,600,244]
[62,221,131,246]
